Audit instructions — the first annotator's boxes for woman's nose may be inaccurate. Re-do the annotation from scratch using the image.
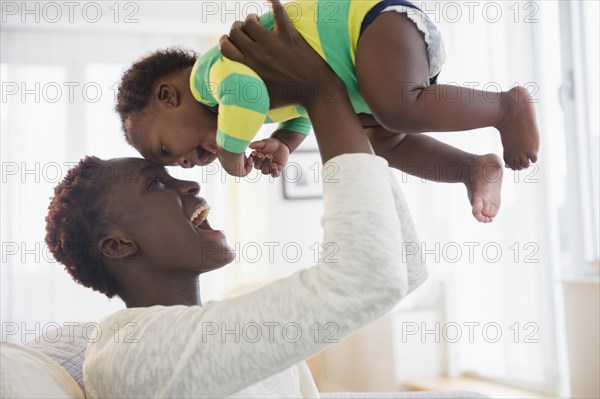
[180,180,200,196]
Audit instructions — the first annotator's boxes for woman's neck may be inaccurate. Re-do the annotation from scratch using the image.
[118,271,202,308]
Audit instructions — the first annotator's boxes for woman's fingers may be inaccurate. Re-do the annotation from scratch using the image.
[221,0,335,105]
[235,1,295,44]
[268,0,294,38]
[229,20,243,37]
[242,14,270,42]
[219,35,245,63]
[228,21,257,55]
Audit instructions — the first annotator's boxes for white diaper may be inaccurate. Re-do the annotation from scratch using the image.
[382,5,447,81]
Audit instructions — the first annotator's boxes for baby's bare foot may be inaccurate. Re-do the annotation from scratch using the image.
[466,154,503,223]
[496,86,540,170]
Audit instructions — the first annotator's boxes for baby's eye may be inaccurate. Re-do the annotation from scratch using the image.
[160,142,170,156]
[147,177,166,189]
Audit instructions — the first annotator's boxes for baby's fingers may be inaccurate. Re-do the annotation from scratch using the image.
[249,139,267,150]
[261,155,273,175]
[244,155,255,176]
[253,152,265,170]
[250,138,280,154]
[270,164,283,178]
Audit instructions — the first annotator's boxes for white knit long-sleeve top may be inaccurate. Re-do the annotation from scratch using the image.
[83,153,427,398]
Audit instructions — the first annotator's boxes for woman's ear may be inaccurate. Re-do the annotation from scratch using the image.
[156,83,180,108]
[98,235,138,261]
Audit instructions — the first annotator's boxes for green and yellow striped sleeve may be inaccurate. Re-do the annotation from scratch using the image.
[208,57,270,153]
[264,104,312,135]
[277,116,312,135]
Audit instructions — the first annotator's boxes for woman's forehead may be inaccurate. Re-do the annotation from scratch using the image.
[105,157,169,183]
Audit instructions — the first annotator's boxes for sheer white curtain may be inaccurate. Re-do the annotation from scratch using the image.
[1,0,327,335]
[0,7,300,341]
[394,1,595,395]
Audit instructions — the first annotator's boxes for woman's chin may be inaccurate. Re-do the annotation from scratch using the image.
[197,244,235,271]
[219,246,236,265]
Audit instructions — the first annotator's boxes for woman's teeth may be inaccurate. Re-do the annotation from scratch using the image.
[190,204,211,227]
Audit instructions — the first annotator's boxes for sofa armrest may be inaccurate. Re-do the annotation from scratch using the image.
[0,342,84,398]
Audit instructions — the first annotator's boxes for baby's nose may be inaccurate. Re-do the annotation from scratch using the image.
[178,158,194,169]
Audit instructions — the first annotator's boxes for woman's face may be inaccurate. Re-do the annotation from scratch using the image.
[105,157,234,273]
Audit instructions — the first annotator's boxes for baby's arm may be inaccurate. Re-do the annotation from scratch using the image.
[217,148,255,177]
[209,57,270,176]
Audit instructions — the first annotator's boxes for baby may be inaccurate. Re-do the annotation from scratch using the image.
[116,0,539,223]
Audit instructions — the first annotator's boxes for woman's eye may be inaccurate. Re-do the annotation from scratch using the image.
[148,177,166,189]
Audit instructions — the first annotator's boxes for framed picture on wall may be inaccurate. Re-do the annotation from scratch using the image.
[282,149,323,200]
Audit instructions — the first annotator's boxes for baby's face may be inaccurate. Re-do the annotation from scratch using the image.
[127,104,219,169]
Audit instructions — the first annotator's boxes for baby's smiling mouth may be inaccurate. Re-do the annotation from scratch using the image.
[195,145,217,166]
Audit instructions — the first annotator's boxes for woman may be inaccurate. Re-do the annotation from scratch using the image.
[45,2,427,397]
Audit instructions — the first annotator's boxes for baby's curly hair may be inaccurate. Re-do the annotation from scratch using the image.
[116,47,198,139]
[45,156,119,298]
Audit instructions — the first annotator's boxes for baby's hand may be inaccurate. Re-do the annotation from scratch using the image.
[249,138,290,178]
[218,147,254,177]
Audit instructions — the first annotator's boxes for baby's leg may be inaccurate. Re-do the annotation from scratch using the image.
[367,126,503,223]
[355,12,539,170]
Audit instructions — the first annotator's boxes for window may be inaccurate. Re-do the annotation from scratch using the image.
[394,1,572,394]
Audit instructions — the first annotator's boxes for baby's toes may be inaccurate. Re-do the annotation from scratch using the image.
[515,157,529,170]
[519,155,531,168]
[528,152,538,164]
[482,203,491,218]
[472,198,485,222]
[479,210,492,223]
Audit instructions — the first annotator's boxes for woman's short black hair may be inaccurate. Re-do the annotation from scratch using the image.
[45,156,119,298]
[116,47,198,138]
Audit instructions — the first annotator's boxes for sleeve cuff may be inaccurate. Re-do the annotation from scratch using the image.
[216,130,251,153]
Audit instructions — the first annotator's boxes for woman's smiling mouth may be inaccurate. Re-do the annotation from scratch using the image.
[190,203,211,230]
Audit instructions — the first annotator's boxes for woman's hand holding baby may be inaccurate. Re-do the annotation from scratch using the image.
[219,0,339,110]
[221,0,372,165]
